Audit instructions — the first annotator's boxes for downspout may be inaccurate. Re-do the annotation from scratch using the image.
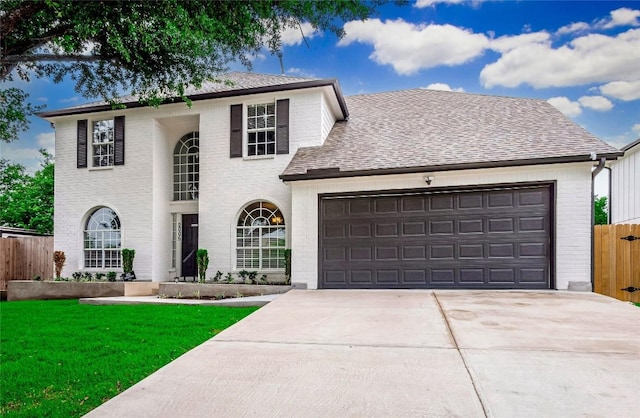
[591,157,606,291]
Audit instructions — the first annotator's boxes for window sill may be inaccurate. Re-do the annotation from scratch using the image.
[88,166,114,172]
[243,155,275,161]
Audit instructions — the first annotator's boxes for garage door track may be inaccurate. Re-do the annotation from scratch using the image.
[86,290,640,417]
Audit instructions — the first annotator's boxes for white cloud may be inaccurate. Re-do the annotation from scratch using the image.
[598,7,640,29]
[59,96,80,104]
[556,22,590,35]
[287,67,316,78]
[424,83,465,92]
[490,32,550,53]
[37,132,55,155]
[281,22,319,46]
[547,97,582,117]
[414,0,464,7]
[632,123,640,135]
[339,19,489,75]
[599,80,640,101]
[577,95,613,111]
[414,0,486,8]
[481,29,640,88]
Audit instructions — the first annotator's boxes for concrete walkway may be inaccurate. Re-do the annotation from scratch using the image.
[85,290,640,418]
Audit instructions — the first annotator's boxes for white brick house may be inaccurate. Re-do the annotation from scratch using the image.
[40,72,621,290]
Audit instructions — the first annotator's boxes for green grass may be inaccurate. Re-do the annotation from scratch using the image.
[0,300,258,417]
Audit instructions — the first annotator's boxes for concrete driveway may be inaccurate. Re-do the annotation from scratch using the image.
[86,290,640,418]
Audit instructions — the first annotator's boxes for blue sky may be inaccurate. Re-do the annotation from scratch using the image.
[2,0,639,197]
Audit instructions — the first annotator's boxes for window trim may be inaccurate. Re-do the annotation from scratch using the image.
[245,102,276,157]
[91,119,115,168]
[172,132,200,201]
[83,206,122,270]
[235,200,286,271]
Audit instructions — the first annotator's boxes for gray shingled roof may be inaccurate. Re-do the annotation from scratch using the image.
[281,89,621,180]
[38,72,332,117]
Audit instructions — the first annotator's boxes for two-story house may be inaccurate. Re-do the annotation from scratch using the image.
[39,72,621,291]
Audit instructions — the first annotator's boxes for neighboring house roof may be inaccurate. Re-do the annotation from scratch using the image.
[37,72,348,119]
[620,137,640,154]
[281,89,622,181]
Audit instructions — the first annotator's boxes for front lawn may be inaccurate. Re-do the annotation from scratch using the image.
[0,300,258,417]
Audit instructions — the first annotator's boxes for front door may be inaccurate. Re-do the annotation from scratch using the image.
[181,214,198,278]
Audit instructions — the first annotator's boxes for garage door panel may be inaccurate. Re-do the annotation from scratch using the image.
[430,220,455,235]
[376,223,399,237]
[460,244,484,259]
[324,224,346,239]
[319,185,552,289]
[519,189,548,206]
[403,245,427,260]
[488,192,514,208]
[519,217,546,232]
[376,247,399,261]
[403,221,426,236]
[349,199,372,215]
[488,218,515,233]
[458,193,483,209]
[459,219,484,234]
[375,198,398,213]
[430,195,454,210]
[401,196,426,212]
[488,243,515,258]
[349,247,373,261]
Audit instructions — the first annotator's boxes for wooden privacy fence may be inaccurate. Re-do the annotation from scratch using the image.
[593,224,640,303]
[0,237,54,290]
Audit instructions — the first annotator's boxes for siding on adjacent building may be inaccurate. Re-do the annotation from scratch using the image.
[289,162,594,290]
[610,144,639,224]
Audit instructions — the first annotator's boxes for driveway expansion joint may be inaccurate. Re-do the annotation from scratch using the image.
[433,292,490,418]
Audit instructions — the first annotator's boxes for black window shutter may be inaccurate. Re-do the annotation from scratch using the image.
[77,119,88,168]
[114,116,125,165]
[230,104,243,158]
[276,99,289,155]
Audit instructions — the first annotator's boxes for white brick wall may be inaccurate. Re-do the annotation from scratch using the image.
[51,88,332,281]
[289,163,594,290]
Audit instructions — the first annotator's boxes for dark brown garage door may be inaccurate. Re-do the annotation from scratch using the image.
[319,184,552,289]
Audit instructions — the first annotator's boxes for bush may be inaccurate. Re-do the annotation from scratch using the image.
[107,271,117,282]
[53,251,66,279]
[121,249,136,273]
[196,249,209,283]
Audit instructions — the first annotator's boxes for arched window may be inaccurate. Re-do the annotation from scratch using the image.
[173,132,199,201]
[236,201,286,270]
[84,207,121,268]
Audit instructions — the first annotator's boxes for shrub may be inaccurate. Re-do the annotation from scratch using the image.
[196,249,209,283]
[121,248,136,273]
[95,272,106,281]
[106,271,117,282]
[53,251,66,279]
[283,249,292,284]
[72,272,82,282]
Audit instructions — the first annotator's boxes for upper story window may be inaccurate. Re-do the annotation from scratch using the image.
[92,120,114,167]
[247,103,275,156]
[173,132,199,201]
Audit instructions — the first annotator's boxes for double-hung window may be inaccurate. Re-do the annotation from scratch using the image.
[247,103,276,156]
[92,120,114,167]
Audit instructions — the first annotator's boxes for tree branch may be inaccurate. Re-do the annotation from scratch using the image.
[2,54,107,64]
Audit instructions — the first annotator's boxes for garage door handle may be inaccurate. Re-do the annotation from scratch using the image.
[620,235,640,242]
[621,287,639,293]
